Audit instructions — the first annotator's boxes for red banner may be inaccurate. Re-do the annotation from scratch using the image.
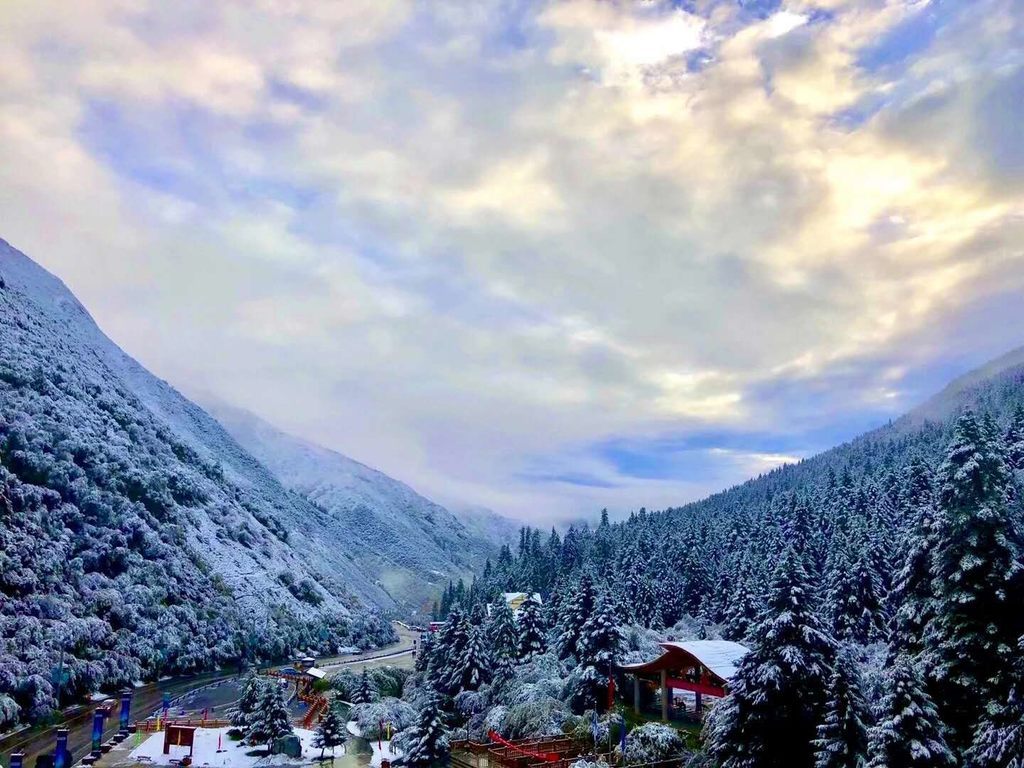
[487,731,561,763]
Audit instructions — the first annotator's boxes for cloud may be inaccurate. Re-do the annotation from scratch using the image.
[0,0,1022,522]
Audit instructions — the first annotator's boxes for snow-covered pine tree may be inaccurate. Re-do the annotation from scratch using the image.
[438,612,473,695]
[352,669,375,704]
[401,693,449,768]
[428,606,466,693]
[415,632,434,674]
[849,548,886,645]
[487,598,518,663]
[824,537,858,640]
[516,597,547,661]
[812,647,870,768]
[887,461,939,659]
[571,596,623,713]
[313,702,347,760]
[653,561,688,628]
[557,574,596,661]
[445,622,491,695]
[966,634,1024,768]
[231,672,266,731]
[246,680,294,753]
[866,655,955,768]
[705,546,836,768]
[1005,405,1024,471]
[723,559,761,642]
[926,410,1024,750]
[625,564,660,629]
[824,529,886,646]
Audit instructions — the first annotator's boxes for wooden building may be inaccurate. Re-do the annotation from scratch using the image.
[618,640,749,722]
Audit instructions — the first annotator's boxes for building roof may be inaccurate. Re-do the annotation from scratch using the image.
[620,640,749,683]
[503,592,542,608]
[305,667,326,680]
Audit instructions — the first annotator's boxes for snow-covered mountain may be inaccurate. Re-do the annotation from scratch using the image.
[894,345,1024,429]
[205,401,494,614]
[449,504,521,548]
[0,239,493,722]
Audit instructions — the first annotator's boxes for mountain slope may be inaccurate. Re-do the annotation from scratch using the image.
[708,344,1024,504]
[205,402,494,614]
[0,240,401,725]
[478,344,1024,650]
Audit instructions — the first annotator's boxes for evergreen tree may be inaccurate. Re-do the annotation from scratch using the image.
[516,597,547,661]
[813,647,870,768]
[445,622,491,694]
[428,606,466,693]
[705,546,836,768]
[887,481,939,658]
[401,693,449,768]
[654,566,688,628]
[927,410,1024,750]
[247,681,294,753]
[313,703,347,761]
[352,669,374,704]
[623,562,660,628]
[723,561,761,642]
[557,574,596,661]
[487,599,518,662]
[824,542,860,641]
[848,550,886,645]
[230,672,266,731]
[1005,405,1024,471]
[966,635,1024,768]
[866,655,955,768]
[571,596,623,713]
[415,633,434,674]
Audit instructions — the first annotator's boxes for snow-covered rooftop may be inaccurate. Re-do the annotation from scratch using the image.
[661,640,748,681]
[503,592,542,608]
[620,639,750,682]
[305,667,326,680]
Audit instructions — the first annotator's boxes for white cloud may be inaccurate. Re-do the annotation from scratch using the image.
[1,0,1022,522]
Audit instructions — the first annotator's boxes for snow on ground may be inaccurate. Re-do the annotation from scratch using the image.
[126,727,344,767]
[369,740,398,768]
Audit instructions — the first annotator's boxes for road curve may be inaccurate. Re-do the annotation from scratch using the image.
[0,623,418,768]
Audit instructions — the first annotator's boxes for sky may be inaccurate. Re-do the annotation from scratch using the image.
[1,0,1023,524]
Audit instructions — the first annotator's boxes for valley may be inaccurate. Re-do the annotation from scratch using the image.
[2,240,1023,767]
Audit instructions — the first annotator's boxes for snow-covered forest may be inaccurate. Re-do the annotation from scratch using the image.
[0,245,398,729]
[412,376,1024,765]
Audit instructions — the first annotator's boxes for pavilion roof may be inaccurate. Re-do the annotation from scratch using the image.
[619,640,749,683]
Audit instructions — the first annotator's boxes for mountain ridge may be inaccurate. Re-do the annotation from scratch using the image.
[204,399,496,614]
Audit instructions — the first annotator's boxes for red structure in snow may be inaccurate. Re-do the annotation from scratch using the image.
[451,735,594,768]
[619,640,749,722]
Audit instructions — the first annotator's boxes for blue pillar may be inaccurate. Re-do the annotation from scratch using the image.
[120,688,133,731]
[162,691,171,721]
[54,728,69,768]
[10,753,24,768]
[92,709,106,753]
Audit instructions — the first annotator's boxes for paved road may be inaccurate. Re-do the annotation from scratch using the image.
[0,622,418,768]
[315,623,418,674]
[0,671,233,768]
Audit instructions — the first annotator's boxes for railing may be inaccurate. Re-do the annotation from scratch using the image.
[451,740,689,768]
[300,693,329,729]
[134,719,232,732]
